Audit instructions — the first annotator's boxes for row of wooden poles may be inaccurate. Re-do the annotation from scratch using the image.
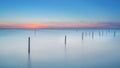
[28,31,117,53]
[27,31,116,68]
[28,35,67,53]
[27,36,67,68]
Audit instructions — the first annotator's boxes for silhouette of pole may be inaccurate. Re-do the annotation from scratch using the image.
[92,32,94,39]
[114,31,116,37]
[28,37,30,54]
[82,32,84,40]
[65,35,67,45]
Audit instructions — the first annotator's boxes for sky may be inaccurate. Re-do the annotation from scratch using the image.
[0,0,120,28]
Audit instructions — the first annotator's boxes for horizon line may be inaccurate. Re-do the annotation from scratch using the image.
[0,22,120,29]
[0,27,120,29]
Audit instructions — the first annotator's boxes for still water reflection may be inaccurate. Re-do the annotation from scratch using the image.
[28,53,31,68]
[0,28,120,68]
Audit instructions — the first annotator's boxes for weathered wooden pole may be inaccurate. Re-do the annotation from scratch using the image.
[65,35,67,45]
[28,37,30,54]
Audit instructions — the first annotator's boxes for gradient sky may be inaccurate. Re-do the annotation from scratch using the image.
[0,0,120,28]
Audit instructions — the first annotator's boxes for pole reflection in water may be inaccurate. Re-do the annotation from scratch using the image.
[28,53,31,68]
[64,43,67,61]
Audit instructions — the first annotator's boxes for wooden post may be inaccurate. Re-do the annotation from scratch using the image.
[92,32,94,39]
[114,31,116,37]
[82,32,84,40]
[65,35,67,45]
[28,37,30,53]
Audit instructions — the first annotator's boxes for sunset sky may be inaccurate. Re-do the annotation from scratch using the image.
[0,0,120,28]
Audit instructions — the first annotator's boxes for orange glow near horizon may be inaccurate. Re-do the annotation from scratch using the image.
[22,23,49,28]
[23,24,40,28]
[0,23,120,28]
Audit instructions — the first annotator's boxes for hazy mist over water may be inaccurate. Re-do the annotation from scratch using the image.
[0,28,120,68]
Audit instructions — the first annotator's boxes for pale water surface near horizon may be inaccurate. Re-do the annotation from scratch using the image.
[0,28,120,68]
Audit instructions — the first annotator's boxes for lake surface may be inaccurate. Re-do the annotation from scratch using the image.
[0,28,120,68]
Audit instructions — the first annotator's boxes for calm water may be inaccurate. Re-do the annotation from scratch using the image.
[0,28,120,68]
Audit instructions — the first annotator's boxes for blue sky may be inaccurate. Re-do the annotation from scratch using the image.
[0,0,120,28]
